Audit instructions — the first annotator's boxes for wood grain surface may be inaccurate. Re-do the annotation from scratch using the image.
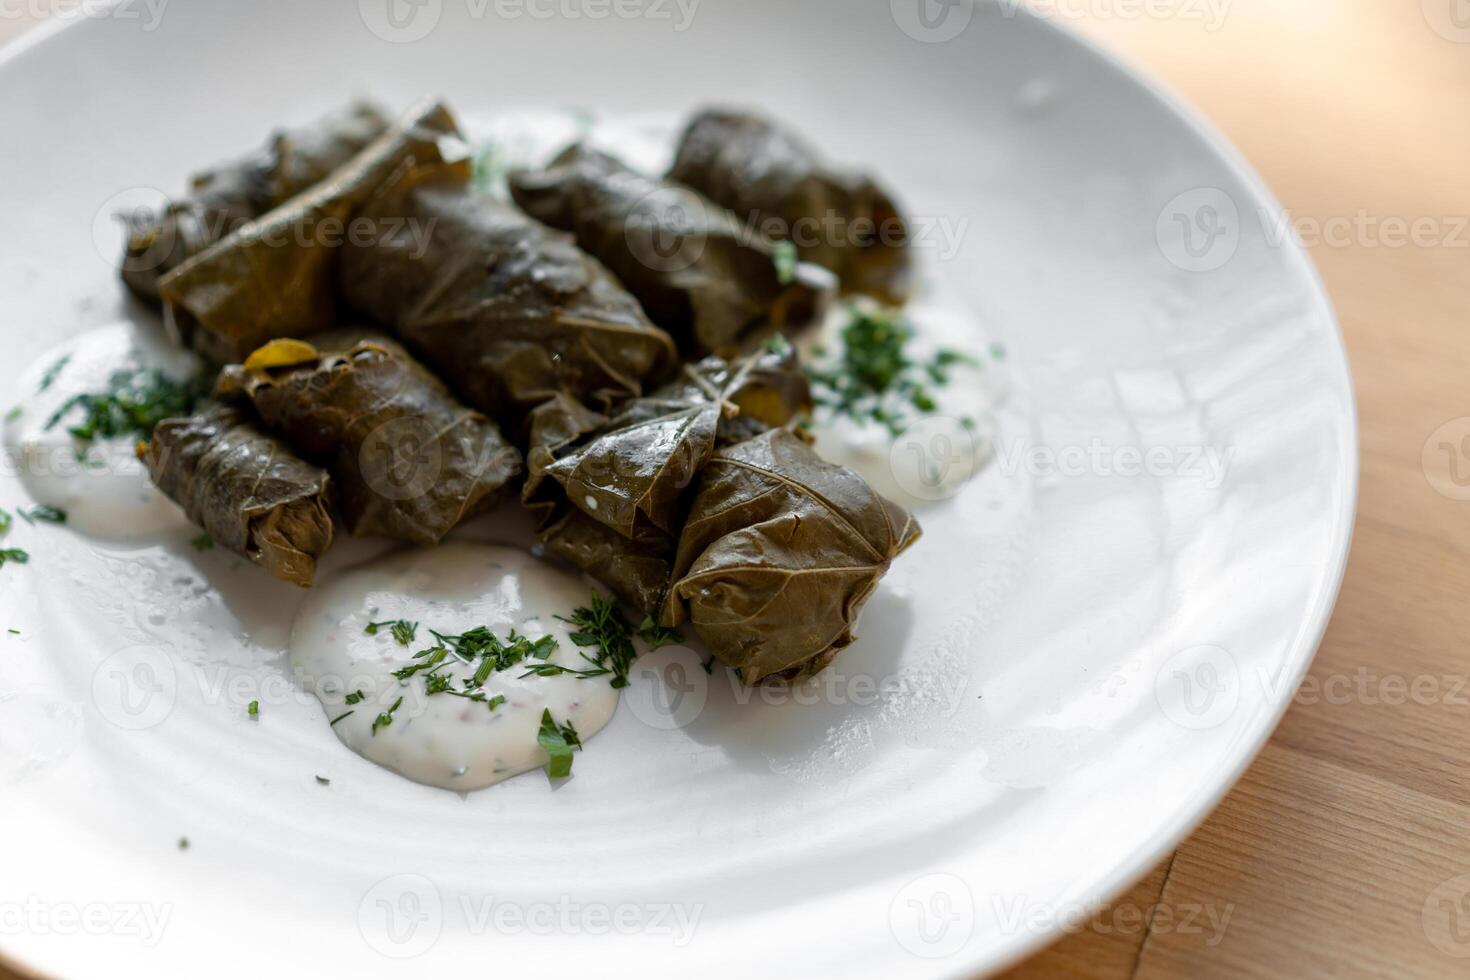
[2,2,1466,978]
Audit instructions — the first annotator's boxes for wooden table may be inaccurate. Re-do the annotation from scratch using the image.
[2,3,1466,978]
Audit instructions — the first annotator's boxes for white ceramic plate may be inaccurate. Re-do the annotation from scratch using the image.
[0,1,1355,977]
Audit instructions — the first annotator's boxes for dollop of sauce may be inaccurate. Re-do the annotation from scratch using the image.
[290,542,619,790]
[2,322,200,538]
[798,294,1006,507]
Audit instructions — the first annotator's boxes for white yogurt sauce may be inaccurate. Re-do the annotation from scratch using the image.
[290,542,619,790]
[2,322,201,538]
[466,107,679,198]
[797,291,1007,507]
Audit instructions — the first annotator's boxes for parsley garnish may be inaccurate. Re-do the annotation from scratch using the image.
[771,240,798,285]
[177,836,189,851]
[554,591,639,688]
[637,615,682,650]
[344,690,366,705]
[371,696,404,735]
[247,700,259,718]
[19,505,65,525]
[537,709,581,778]
[45,367,203,444]
[0,509,10,536]
[366,619,417,646]
[807,305,978,436]
[0,549,29,568]
[38,355,71,393]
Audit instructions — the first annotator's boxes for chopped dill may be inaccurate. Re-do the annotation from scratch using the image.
[806,305,978,436]
[771,240,798,285]
[366,619,417,646]
[19,505,66,525]
[45,367,203,444]
[537,709,581,778]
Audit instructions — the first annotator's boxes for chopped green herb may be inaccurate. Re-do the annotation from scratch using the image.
[0,509,10,536]
[537,708,581,779]
[329,710,354,725]
[344,690,366,705]
[247,700,259,718]
[806,305,978,436]
[637,615,682,650]
[4,407,20,422]
[19,505,66,525]
[177,836,189,851]
[701,655,715,675]
[315,775,331,786]
[371,696,404,735]
[0,549,29,568]
[38,355,71,393]
[771,239,798,285]
[45,366,204,445]
[556,591,639,689]
[365,619,418,646]
[7,629,19,636]
[189,533,213,552]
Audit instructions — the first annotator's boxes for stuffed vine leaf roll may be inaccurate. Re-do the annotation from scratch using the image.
[509,145,832,355]
[668,109,912,304]
[140,407,335,587]
[158,101,462,362]
[525,344,811,613]
[216,331,521,546]
[121,101,390,304]
[664,428,920,683]
[338,157,678,438]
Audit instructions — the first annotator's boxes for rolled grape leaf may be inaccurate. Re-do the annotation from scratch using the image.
[216,331,521,546]
[665,428,921,683]
[140,407,334,587]
[526,345,811,613]
[121,101,390,304]
[530,344,812,541]
[509,145,832,355]
[668,109,912,304]
[339,157,678,439]
[538,508,674,616]
[158,101,463,363]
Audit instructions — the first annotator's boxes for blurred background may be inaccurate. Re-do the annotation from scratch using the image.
[1,1,1466,977]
